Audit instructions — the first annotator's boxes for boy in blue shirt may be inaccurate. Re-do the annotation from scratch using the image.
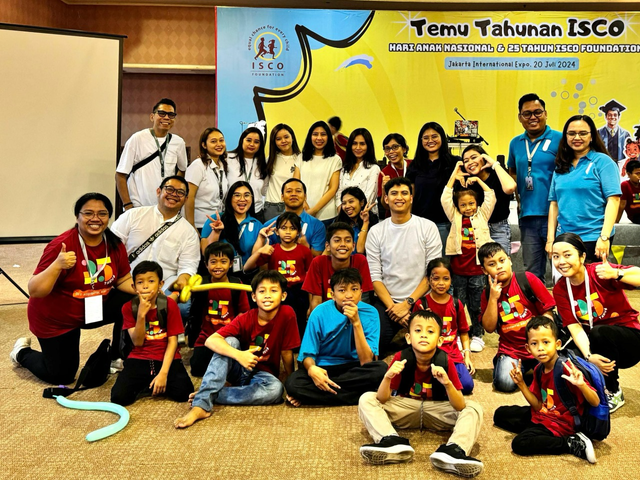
[285,268,387,406]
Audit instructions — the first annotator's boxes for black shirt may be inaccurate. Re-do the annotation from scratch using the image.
[407,156,458,224]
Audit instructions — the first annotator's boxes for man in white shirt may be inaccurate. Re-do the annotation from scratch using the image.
[116,98,188,209]
[365,177,442,355]
[111,176,199,317]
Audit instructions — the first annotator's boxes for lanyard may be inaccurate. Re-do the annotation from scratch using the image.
[524,139,542,177]
[210,161,224,200]
[566,267,593,329]
[239,223,248,240]
[150,129,166,177]
[391,161,406,178]
[78,234,108,290]
[244,158,255,183]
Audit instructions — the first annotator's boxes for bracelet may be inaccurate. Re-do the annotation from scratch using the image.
[491,162,498,170]
[586,353,592,360]
[123,202,133,207]
[461,349,471,353]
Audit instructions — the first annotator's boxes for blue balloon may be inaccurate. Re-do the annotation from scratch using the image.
[55,395,130,442]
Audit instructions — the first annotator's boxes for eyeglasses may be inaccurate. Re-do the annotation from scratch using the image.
[79,211,109,219]
[422,134,440,142]
[232,192,253,200]
[519,109,545,119]
[383,144,402,153]
[162,185,187,198]
[566,131,591,138]
[155,110,177,119]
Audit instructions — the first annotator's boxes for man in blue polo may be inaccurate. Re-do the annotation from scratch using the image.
[507,93,562,283]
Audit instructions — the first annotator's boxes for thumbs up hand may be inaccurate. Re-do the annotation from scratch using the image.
[56,243,77,270]
[595,251,618,280]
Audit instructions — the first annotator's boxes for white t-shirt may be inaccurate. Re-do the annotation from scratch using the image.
[266,152,301,203]
[116,129,188,208]
[110,206,199,286]
[226,153,268,213]
[336,162,381,215]
[184,158,228,228]
[365,215,442,303]
[299,154,342,221]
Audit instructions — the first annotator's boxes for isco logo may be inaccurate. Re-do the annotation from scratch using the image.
[248,25,290,76]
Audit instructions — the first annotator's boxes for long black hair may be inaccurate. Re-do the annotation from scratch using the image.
[342,128,377,173]
[555,115,611,174]
[336,186,366,228]
[267,123,301,175]
[221,181,257,257]
[229,127,268,180]
[302,121,336,161]
[73,193,122,251]
[410,122,455,174]
[199,127,228,174]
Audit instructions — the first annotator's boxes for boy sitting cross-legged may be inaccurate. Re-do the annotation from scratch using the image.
[358,310,484,478]
[493,316,600,463]
[174,270,300,428]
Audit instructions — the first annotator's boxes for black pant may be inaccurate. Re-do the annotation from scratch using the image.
[190,346,213,377]
[583,235,615,263]
[18,289,134,385]
[283,283,309,340]
[110,358,194,406]
[590,324,640,391]
[284,360,387,406]
[373,299,403,357]
[494,405,569,456]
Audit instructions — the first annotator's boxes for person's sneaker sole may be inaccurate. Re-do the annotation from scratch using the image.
[430,452,484,478]
[360,445,414,465]
[575,432,597,464]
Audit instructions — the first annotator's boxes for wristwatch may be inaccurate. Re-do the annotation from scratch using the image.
[599,234,610,242]
[405,297,415,306]
[617,269,625,281]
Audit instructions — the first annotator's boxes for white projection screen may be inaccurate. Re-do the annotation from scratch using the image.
[0,24,123,241]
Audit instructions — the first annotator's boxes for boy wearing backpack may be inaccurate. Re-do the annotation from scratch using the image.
[190,242,250,376]
[478,242,556,392]
[494,316,602,463]
[358,310,484,478]
[111,261,194,406]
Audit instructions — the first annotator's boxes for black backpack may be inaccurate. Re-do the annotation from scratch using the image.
[43,339,111,398]
[397,347,450,401]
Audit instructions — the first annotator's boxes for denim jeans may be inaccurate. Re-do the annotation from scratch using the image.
[452,274,485,338]
[519,216,548,284]
[191,337,284,412]
[436,222,450,257]
[263,201,285,222]
[489,219,511,255]
[493,354,538,393]
[455,362,474,395]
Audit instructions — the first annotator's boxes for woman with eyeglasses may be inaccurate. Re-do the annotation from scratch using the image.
[226,128,269,222]
[11,193,136,385]
[200,181,263,281]
[378,133,411,218]
[406,122,459,252]
[264,124,301,221]
[546,115,621,262]
[185,127,228,231]
[299,121,342,225]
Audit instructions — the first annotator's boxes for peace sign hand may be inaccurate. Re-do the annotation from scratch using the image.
[206,210,225,233]
[360,202,374,224]
[259,220,277,240]
[488,275,502,301]
[595,252,617,280]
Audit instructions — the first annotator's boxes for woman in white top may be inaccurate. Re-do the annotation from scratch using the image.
[264,123,301,221]
[184,127,228,231]
[299,121,342,224]
[336,128,381,220]
[226,127,269,222]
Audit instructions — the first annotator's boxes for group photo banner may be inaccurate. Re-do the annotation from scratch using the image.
[216,8,640,174]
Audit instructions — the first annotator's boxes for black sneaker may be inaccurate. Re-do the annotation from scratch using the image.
[567,432,596,464]
[360,435,414,465]
[429,443,484,477]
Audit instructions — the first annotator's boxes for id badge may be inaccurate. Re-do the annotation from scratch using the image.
[85,295,103,324]
[233,255,243,273]
[525,176,534,191]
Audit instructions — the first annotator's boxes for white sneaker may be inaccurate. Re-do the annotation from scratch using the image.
[110,358,124,374]
[10,337,31,367]
[469,337,485,353]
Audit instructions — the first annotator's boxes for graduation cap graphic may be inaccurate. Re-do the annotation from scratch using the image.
[599,99,627,115]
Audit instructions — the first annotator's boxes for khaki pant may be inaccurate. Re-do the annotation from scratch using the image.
[358,392,483,455]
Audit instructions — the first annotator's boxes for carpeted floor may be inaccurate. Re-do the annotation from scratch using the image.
[2,244,640,480]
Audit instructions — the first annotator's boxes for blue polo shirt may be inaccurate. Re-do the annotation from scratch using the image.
[548,150,621,241]
[269,210,326,253]
[507,126,562,218]
[201,214,262,263]
[298,300,380,366]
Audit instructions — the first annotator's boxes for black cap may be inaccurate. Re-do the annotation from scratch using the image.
[599,99,626,115]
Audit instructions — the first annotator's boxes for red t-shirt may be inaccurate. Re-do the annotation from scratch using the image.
[195,284,250,347]
[389,350,462,400]
[481,272,556,359]
[413,295,468,363]
[123,297,183,362]
[530,363,593,437]
[257,244,313,286]
[216,305,300,377]
[621,180,640,222]
[451,216,483,276]
[378,161,413,218]
[302,254,374,301]
[553,263,640,332]
[28,228,130,338]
